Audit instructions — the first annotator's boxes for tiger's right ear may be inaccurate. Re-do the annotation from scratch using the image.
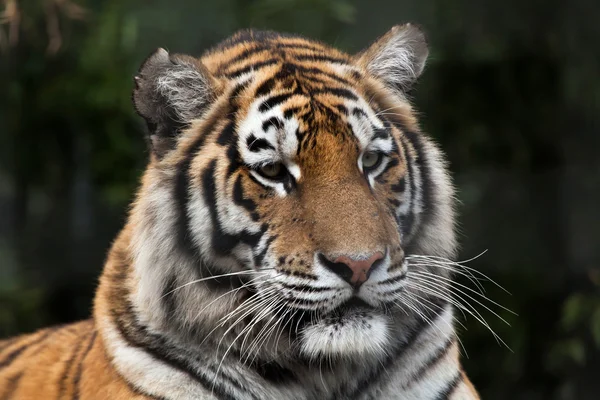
[133,48,216,158]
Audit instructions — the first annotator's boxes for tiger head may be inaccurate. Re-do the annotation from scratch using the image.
[127,25,456,362]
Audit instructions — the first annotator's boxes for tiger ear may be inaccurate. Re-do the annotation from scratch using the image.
[133,48,216,158]
[354,24,428,95]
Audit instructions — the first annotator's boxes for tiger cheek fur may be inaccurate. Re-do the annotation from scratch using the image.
[0,25,480,400]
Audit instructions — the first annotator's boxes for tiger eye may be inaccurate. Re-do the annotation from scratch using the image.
[362,152,382,169]
[259,163,283,178]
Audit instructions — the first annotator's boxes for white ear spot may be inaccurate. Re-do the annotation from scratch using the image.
[355,24,429,94]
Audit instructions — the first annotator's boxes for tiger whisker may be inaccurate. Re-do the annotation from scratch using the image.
[406,279,512,350]
[160,269,273,299]
[407,251,512,295]
[410,272,514,323]
[407,261,486,294]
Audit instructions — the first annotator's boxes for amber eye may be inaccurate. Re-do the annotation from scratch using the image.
[257,162,287,180]
[362,151,383,171]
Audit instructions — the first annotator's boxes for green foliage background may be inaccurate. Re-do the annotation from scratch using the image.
[1,0,599,398]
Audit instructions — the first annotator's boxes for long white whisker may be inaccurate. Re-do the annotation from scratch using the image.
[160,269,273,299]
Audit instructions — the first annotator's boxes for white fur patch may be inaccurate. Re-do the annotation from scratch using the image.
[156,60,213,123]
[299,312,389,359]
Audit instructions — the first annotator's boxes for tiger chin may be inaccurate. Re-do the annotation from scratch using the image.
[0,25,480,399]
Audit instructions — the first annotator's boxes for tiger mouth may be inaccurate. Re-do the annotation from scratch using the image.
[284,296,377,332]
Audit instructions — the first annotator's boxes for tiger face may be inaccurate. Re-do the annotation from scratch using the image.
[131,25,456,362]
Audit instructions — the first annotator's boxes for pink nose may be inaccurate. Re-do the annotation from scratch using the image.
[319,252,385,288]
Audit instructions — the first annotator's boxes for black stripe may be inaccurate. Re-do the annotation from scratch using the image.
[294,53,349,65]
[57,332,88,399]
[373,127,390,141]
[0,372,23,400]
[255,77,276,97]
[295,65,352,86]
[217,120,236,146]
[279,282,334,293]
[378,273,407,285]
[398,134,416,238]
[233,174,259,221]
[219,42,328,71]
[225,59,279,79]
[220,45,270,70]
[0,329,55,370]
[403,130,433,229]
[261,116,284,132]
[351,107,368,118]
[391,178,406,193]
[277,268,318,281]
[161,274,178,318]
[202,160,265,255]
[407,338,455,389]
[378,157,399,177]
[247,358,298,384]
[173,106,224,260]
[253,234,277,267]
[336,104,348,115]
[434,372,462,400]
[71,331,97,400]
[259,93,294,112]
[313,87,358,101]
[225,141,243,178]
[246,134,275,153]
[283,107,301,119]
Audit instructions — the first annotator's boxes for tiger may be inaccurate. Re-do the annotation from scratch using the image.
[0,24,480,399]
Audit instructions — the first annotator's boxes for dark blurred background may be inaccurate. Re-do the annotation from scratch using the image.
[1,0,599,398]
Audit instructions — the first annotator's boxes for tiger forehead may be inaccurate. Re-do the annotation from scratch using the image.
[201,30,355,78]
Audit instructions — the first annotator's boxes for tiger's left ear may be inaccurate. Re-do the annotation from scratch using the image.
[133,48,217,158]
[354,24,428,95]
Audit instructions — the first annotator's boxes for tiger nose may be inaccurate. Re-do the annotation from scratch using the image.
[319,252,385,288]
